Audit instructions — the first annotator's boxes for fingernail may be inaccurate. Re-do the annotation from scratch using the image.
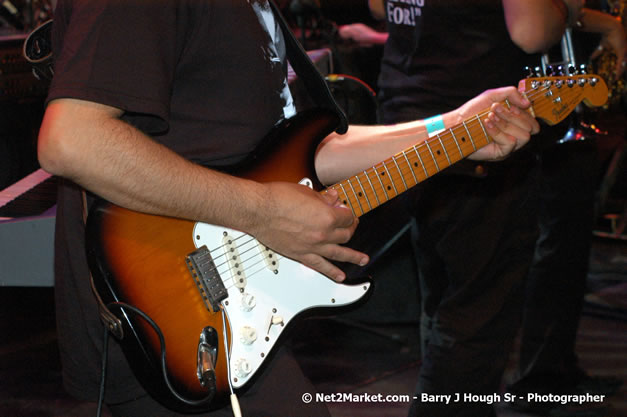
[335,273,346,282]
[359,257,369,266]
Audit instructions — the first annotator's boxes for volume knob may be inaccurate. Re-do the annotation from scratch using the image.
[241,293,256,312]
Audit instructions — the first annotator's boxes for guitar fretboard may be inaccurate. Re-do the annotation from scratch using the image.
[320,73,607,217]
[326,113,493,217]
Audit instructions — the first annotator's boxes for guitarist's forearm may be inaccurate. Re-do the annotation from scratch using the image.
[315,120,430,185]
[38,98,267,230]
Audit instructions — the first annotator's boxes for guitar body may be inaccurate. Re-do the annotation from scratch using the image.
[85,109,372,412]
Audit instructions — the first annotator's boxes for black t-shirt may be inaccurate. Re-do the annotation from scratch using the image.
[378,0,541,123]
[49,0,296,167]
[48,0,298,404]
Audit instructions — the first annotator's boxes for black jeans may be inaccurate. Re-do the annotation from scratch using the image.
[407,154,539,417]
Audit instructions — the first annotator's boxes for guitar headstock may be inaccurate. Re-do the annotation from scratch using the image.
[518,75,608,126]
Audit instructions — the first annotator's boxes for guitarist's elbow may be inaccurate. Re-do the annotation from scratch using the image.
[314,132,344,186]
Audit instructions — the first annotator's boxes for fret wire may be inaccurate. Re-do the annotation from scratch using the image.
[402,151,418,184]
[475,114,490,145]
[391,157,408,191]
[337,182,357,215]
[449,128,464,158]
[354,174,373,211]
[462,120,477,151]
[382,162,399,196]
[374,164,390,201]
[412,145,429,179]
[437,134,452,166]
[424,140,440,172]
[346,178,365,214]
[363,170,381,206]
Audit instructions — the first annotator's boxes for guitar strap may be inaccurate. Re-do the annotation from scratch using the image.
[81,190,125,339]
[269,0,348,134]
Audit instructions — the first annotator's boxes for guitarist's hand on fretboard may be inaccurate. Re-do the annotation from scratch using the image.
[458,86,541,161]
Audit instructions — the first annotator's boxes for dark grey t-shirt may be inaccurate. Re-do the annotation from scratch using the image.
[49,0,295,166]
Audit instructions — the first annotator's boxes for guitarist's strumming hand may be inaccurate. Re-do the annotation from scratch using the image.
[249,182,368,283]
[458,86,540,161]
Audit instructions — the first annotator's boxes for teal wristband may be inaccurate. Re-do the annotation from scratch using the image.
[424,114,445,135]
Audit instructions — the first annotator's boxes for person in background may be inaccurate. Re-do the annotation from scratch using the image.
[368,0,579,415]
[507,3,626,414]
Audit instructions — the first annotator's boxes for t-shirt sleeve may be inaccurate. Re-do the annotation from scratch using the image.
[48,0,184,134]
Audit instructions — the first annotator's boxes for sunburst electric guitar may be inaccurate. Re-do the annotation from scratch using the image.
[85,74,608,412]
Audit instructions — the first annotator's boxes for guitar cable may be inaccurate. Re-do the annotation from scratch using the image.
[95,302,217,416]
[96,326,109,417]
[221,304,243,417]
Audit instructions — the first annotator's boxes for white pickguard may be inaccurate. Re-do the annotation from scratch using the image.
[192,219,371,389]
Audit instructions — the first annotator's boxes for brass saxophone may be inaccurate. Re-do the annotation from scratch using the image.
[593,0,626,109]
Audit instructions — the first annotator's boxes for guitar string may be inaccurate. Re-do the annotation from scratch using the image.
[206,233,285,290]
[198,79,594,290]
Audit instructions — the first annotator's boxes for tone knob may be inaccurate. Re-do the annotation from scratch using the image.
[240,326,257,345]
[234,358,252,378]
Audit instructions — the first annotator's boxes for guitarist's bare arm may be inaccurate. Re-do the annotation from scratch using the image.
[315,86,540,185]
[38,98,367,282]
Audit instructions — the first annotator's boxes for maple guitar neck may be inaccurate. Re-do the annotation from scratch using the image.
[324,74,609,218]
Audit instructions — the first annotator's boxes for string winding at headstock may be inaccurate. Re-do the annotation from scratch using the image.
[518,74,608,126]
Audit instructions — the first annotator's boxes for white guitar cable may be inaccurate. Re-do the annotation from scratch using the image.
[221,304,243,417]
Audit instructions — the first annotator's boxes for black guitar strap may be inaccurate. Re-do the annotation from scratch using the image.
[269,0,348,134]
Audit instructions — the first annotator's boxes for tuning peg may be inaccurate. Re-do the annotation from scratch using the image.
[546,65,554,76]
[568,65,577,75]
[534,66,543,77]
[579,64,588,74]
[556,65,564,76]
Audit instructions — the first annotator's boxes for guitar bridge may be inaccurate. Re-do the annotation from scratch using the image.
[186,246,228,312]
